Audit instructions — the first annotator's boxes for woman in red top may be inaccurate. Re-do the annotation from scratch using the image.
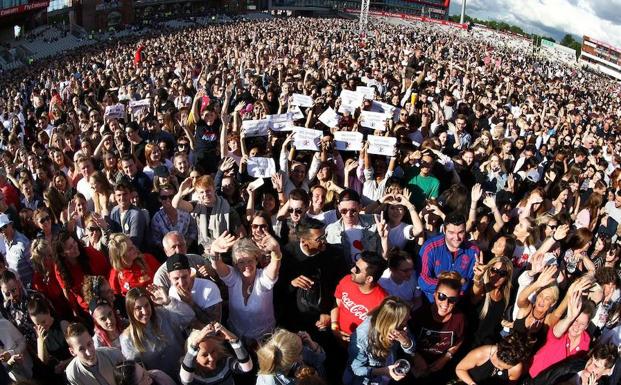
[107,233,160,295]
[54,230,111,315]
[30,238,72,317]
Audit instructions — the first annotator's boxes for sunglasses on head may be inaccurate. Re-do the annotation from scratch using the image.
[437,292,459,304]
[490,267,508,277]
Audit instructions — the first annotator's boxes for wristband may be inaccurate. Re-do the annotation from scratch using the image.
[331,322,339,331]
[271,251,282,261]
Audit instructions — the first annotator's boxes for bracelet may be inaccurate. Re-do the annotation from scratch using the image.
[270,251,282,261]
[331,322,339,331]
[552,235,560,242]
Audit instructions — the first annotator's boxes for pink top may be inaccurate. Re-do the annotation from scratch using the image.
[528,326,590,378]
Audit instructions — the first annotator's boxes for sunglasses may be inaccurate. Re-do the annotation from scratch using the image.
[288,208,304,215]
[490,267,508,277]
[339,208,357,215]
[159,194,173,201]
[420,161,433,168]
[547,223,558,229]
[437,292,459,304]
[251,223,268,230]
[88,226,100,232]
[353,265,361,274]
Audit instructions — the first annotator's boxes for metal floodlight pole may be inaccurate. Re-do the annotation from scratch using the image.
[359,0,370,36]
[460,0,467,24]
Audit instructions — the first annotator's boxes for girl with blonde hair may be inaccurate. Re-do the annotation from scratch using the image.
[344,296,414,385]
[108,233,160,295]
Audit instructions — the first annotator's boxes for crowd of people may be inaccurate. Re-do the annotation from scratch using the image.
[0,13,620,385]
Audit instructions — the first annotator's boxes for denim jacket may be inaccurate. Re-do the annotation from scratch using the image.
[343,318,416,385]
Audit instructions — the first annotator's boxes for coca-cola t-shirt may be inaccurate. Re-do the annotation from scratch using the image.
[334,275,387,334]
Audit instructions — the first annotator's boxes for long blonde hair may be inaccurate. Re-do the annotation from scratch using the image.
[123,287,165,353]
[257,329,302,375]
[479,256,513,319]
[368,296,410,360]
[108,233,147,271]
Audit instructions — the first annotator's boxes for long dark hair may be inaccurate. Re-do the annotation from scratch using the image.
[54,230,92,288]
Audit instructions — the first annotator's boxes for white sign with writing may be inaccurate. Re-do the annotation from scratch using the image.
[290,93,314,108]
[293,127,322,151]
[246,157,276,178]
[241,119,270,137]
[266,113,294,132]
[338,89,365,114]
[360,111,388,131]
[367,135,397,156]
[356,86,376,100]
[128,99,150,116]
[104,103,126,120]
[288,105,305,120]
[334,131,363,151]
[318,107,341,128]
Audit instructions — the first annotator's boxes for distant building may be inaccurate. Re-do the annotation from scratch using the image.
[580,35,621,81]
[267,0,450,19]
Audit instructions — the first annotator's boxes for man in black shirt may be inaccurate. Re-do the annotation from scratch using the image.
[277,218,348,334]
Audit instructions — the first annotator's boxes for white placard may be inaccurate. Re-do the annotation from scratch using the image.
[128,99,150,116]
[360,111,389,131]
[290,93,313,108]
[338,89,365,114]
[266,113,294,132]
[242,119,270,137]
[293,127,322,151]
[104,103,126,120]
[334,131,363,151]
[318,107,341,128]
[288,105,305,120]
[367,135,397,156]
[356,86,376,100]
[246,157,276,178]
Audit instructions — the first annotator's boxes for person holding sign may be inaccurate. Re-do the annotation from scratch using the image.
[361,142,397,207]
[279,133,311,196]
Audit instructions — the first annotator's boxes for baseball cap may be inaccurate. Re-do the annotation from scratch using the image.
[166,253,190,272]
[0,214,12,229]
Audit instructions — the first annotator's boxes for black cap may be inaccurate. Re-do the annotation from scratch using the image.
[167,253,190,272]
[88,297,111,315]
[153,165,169,178]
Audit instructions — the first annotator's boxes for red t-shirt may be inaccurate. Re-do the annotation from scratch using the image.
[55,246,111,312]
[334,276,387,335]
[528,326,590,378]
[109,253,160,295]
[32,259,72,317]
[1,184,19,209]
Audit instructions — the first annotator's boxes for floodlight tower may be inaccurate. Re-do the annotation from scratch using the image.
[359,0,370,35]
[460,0,467,24]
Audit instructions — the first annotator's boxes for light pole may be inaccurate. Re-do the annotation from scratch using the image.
[460,0,466,24]
[359,0,369,35]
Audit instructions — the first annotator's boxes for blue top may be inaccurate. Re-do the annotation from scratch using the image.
[343,318,416,385]
[416,234,480,302]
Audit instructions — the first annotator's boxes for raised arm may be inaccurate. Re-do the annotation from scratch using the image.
[172,177,195,213]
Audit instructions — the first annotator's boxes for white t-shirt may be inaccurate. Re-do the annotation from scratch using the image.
[221,267,277,340]
[378,269,421,306]
[605,201,621,225]
[345,226,364,264]
[168,277,222,310]
[307,209,338,225]
[76,176,94,210]
[388,223,415,250]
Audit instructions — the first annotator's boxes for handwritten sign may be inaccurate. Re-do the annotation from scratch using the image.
[293,127,322,151]
[318,107,341,128]
[356,86,376,100]
[367,135,397,156]
[241,119,270,137]
[246,157,276,178]
[128,99,150,116]
[288,105,305,120]
[104,103,126,120]
[290,93,313,108]
[338,89,365,114]
[360,111,388,131]
[334,131,363,151]
[266,113,294,132]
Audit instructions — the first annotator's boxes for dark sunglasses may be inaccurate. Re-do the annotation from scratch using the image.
[437,292,459,304]
[160,195,174,201]
[88,226,100,232]
[339,208,357,215]
[490,267,508,277]
[251,223,268,230]
[288,208,304,215]
[353,265,361,274]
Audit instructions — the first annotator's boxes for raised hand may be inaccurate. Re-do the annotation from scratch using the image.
[535,265,558,288]
[374,212,389,239]
[213,322,238,341]
[179,177,195,196]
[471,183,483,202]
[257,234,281,256]
[219,157,236,172]
[190,323,216,347]
[567,289,583,319]
[271,172,284,192]
[553,224,570,241]
[210,231,237,254]
[147,284,170,306]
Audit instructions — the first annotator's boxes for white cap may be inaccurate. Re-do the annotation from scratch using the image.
[0,213,12,229]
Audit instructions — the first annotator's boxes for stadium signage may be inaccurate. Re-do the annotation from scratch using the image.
[0,0,48,17]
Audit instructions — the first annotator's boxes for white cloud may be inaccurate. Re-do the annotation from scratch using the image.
[449,0,621,48]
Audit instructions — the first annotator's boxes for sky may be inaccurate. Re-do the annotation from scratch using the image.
[448,0,621,48]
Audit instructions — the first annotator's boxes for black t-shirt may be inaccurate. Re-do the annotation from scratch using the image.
[194,120,220,154]
[410,302,465,361]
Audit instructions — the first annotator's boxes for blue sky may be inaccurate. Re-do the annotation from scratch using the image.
[448,0,621,48]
